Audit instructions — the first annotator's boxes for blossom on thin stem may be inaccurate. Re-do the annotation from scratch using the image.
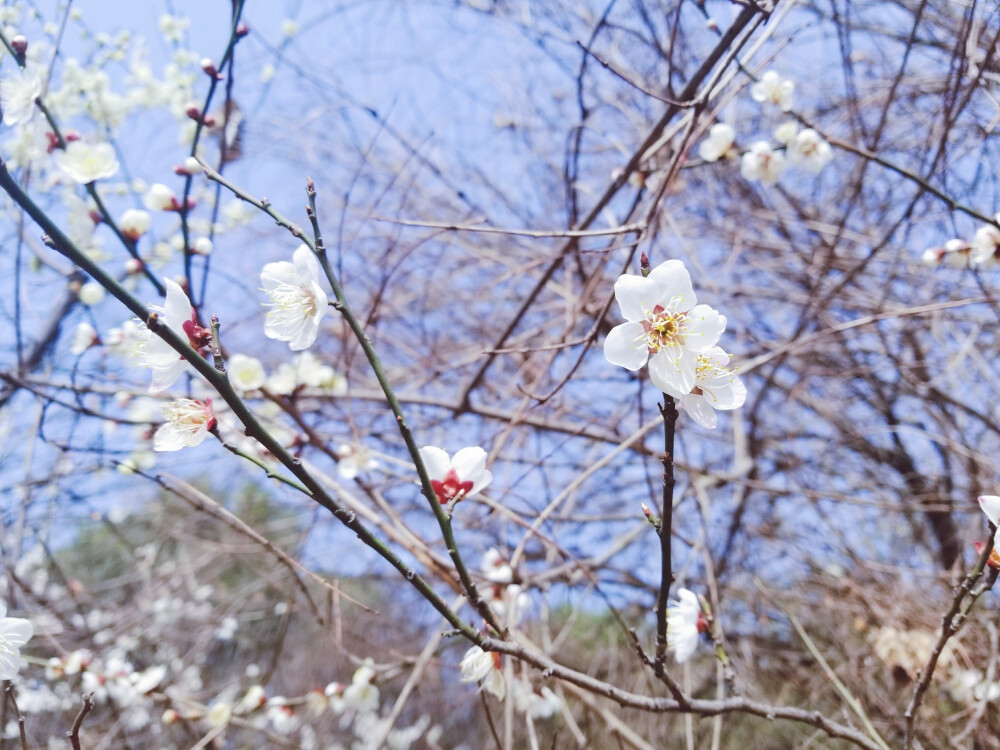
[0,64,43,126]
[786,128,833,174]
[137,279,211,393]
[678,346,746,429]
[697,123,735,163]
[750,70,795,110]
[666,588,707,664]
[0,601,33,680]
[460,645,505,700]
[153,398,215,451]
[261,244,328,350]
[54,140,120,184]
[418,445,493,504]
[740,141,786,185]
[603,259,726,398]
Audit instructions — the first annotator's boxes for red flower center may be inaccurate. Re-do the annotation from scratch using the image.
[431,469,474,504]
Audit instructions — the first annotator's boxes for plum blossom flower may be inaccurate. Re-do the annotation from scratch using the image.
[971,222,1000,267]
[54,140,120,183]
[153,398,215,451]
[979,495,1000,527]
[603,259,727,398]
[227,353,266,391]
[786,128,833,174]
[0,601,33,680]
[678,346,747,429]
[481,548,513,584]
[261,244,328,350]
[0,65,43,126]
[460,645,505,700]
[697,123,735,163]
[71,321,99,355]
[418,446,493,504]
[773,121,799,145]
[79,281,106,306]
[120,209,150,241]
[666,588,706,664]
[137,279,211,392]
[336,443,379,480]
[740,141,786,185]
[750,70,794,110]
[143,183,178,211]
[341,660,379,714]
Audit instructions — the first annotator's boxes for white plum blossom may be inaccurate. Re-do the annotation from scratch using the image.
[773,121,799,145]
[138,279,210,392]
[71,321,99,355]
[265,351,346,395]
[786,128,833,173]
[603,259,727,398]
[971,223,1000,267]
[336,443,379,479]
[261,244,328,350]
[120,209,150,241]
[143,183,178,211]
[740,141,786,185]
[153,398,215,451]
[341,660,379,714]
[460,645,505,700]
[192,236,213,255]
[750,70,795,110]
[227,353,266,391]
[666,588,704,664]
[418,445,493,504]
[0,64,43,126]
[481,548,513,584]
[0,602,33,680]
[513,682,562,719]
[54,141,120,184]
[697,123,735,163]
[678,347,747,429]
[159,14,191,43]
[78,281,106,306]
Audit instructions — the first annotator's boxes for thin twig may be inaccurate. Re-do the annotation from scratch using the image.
[67,693,95,750]
[5,684,28,750]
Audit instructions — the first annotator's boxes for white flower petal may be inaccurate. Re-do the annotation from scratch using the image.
[603,321,649,371]
[452,446,488,483]
[648,259,696,310]
[684,305,726,352]
[418,446,452,481]
[980,495,1000,527]
[613,274,658,322]
[680,393,718,429]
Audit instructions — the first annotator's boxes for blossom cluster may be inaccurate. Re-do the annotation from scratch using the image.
[697,71,833,186]
[921,217,1000,269]
[604,258,746,428]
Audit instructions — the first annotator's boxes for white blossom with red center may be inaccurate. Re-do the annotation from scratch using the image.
[261,244,328,351]
[666,588,708,664]
[604,259,727,399]
[418,445,492,505]
[137,279,212,393]
[460,645,505,701]
[678,346,747,429]
[153,398,216,451]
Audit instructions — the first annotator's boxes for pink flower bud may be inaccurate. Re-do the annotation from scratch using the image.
[236,23,250,38]
[185,105,202,121]
[201,58,221,79]
[11,35,27,56]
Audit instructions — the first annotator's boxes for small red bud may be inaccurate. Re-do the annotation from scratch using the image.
[202,114,216,128]
[235,23,250,38]
[88,211,103,225]
[640,251,651,277]
[65,132,80,143]
[10,35,27,56]
[200,58,220,79]
[185,106,202,121]
[173,164,190,176]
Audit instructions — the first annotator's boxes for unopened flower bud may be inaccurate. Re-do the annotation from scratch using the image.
[184,156,203,174]
[706,17,718,31]
[120,208,151,241]
[78,281,105,306]
[203,114,216,128]
[143,183,178,211]
[10,35,27,56]
[125,258,143,275]
[201,58,220,79]
[161,708,180,725]
[185,105,202,121]
[640,252,651,277]
[974,541,1000,571]
[235,23,250,38]
[192,237,213,255]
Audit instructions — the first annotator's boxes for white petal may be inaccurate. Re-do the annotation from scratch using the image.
[162,279,192,326]
[469,469,493,497]
[287,318,318,351]
[452,446,488,482]
[680,394,717,428]
[149,360,186,393]
[648,349,696,398]
[705,374,746,410]
[0,618,33,647]
[293,244,321,280]
[603,322,648,371]
[980,496,1000,526]
[418,446,452,481]
[648,259,696,310]
[684,305,726,352]
[153,423,190,451]
[260,261,296,290]
[613,274,658,322]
